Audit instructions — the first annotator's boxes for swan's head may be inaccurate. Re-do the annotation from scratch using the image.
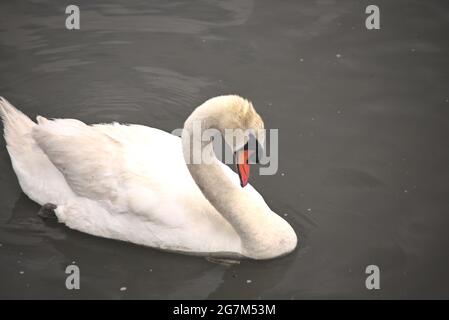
[185,95,266,187]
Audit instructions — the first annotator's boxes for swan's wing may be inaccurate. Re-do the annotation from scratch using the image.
[32,117,126,201]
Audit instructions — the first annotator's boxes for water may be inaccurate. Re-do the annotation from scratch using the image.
[1,0,449,299]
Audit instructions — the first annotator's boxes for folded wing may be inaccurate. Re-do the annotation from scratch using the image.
[32,117,126,202]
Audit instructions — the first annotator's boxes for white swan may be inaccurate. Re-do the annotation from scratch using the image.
[0,95,297,259]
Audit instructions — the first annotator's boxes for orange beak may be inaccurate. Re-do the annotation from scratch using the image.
[235,147,252,187]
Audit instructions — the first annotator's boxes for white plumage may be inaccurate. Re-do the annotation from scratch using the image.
[0,96,297,259]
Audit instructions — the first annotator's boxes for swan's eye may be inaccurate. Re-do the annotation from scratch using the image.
[246,133,263,164]
[249,147,258,164]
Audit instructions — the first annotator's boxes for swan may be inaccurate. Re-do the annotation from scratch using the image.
[0,95,297,259]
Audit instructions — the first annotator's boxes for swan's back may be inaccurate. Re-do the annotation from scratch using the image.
[0,98,244,254]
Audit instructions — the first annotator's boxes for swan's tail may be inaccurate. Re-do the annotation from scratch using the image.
[0,97,46,204]
[0,97,75,206]
[0,96,36,151]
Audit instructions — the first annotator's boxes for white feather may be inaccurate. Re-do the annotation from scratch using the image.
[0,96,297,259]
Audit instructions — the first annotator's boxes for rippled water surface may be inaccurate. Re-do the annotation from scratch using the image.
[1,0,449,299]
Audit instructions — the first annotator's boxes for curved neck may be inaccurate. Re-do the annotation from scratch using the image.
[181,120,279,256]
[179,97,297,259]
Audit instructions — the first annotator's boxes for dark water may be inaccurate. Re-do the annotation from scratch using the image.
[1,0,449,299]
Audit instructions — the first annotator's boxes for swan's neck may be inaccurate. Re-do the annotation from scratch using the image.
[181,122,296,259]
